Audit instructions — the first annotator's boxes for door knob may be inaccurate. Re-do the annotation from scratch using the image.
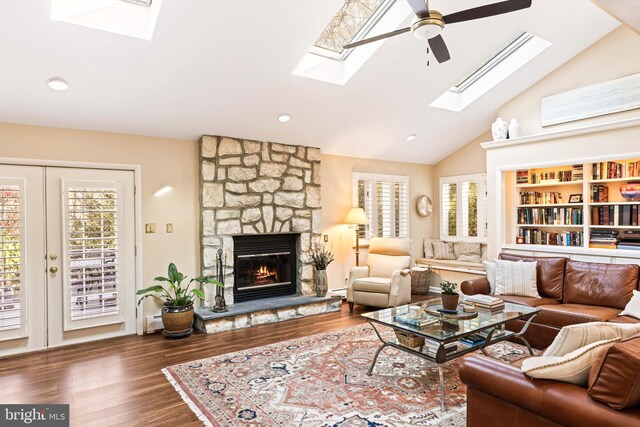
[49,266,58,273]
[49,253,58,261]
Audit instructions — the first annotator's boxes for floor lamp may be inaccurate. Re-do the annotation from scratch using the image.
[345,207,369,266]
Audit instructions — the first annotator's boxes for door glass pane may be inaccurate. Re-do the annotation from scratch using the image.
[0,185,21,331]
[67,188,119,321]
[463,181,478,237]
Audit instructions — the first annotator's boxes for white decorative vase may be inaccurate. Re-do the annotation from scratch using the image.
[491,118,508,141]
[508,118,521,139]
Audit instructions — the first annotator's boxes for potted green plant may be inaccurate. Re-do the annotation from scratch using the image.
[310,243,335,297]
[440,280,459,311]
[137,263,222,338]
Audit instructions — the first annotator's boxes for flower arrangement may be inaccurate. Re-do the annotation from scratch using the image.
[310,243,335,270]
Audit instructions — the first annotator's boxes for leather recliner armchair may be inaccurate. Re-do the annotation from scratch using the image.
[347,237,412,312]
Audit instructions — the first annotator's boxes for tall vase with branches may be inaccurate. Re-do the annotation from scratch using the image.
[310,243,335,297]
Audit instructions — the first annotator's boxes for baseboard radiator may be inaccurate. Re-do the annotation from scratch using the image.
[145,315,164,334]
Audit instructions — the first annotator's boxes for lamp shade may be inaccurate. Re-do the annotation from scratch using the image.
[345,207,369,225]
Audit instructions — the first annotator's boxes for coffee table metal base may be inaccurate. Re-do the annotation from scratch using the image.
[365,314,537,412]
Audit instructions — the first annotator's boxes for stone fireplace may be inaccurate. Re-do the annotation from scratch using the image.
[199,135,322,306]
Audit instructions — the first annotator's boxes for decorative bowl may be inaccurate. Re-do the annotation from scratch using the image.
[620,183,640,201]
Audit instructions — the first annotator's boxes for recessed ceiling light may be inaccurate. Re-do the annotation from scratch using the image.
[154,186,173,197]
[406,134,417,141]
[46,77,69,91]
[278,114,291,123]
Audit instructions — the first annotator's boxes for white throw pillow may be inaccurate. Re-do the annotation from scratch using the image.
[521,338,620,386]
[544,322,640,357]
[494,259,540,298]
[432,241,456,260]
[620,289,640,320]
[423,239,438,259]
[483,261,496,294]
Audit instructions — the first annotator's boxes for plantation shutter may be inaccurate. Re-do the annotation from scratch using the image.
[63,181,125,330]
[0,184,23,333]
[440,174,486,241]
[441,182,457,238]
[354,173,409,239]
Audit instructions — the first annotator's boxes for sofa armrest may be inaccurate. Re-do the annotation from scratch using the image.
[399,268,411,276]
[460,277,490,295]
[460,355,640,427]
[346,266,370,302]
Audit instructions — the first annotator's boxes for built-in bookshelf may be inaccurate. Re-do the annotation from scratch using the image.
[510,158,640,251]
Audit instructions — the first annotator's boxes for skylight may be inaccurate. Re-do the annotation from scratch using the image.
[294,0,413,85]
[430,32,551,112]
[51,0,162,40]
[312,0,396,60]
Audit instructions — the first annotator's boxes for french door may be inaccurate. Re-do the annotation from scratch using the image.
[0,165,136,357]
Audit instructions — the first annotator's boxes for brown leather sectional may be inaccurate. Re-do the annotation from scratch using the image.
[460,253,640,348]
[459,254,640,426]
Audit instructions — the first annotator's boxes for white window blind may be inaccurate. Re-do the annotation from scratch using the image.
[0,185,21,331]
[353,173,409,239]
[440,174,487,241]
[67,188,120,321]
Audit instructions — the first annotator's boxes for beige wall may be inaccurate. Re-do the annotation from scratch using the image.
[432,130,491,238]
[0,122,200,321]
[499,26,640,136]
[321,154,434,290]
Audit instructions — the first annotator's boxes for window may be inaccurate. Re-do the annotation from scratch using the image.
[440,174,487,242]
[353,173,409,239]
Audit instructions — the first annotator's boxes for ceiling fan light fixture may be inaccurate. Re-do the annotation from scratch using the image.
[411,12,444,40]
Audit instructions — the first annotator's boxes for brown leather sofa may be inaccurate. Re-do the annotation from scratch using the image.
[461,253,640,348]
[459,348,640,427]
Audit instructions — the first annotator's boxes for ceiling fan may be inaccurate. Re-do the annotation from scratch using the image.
[343,0,532,63]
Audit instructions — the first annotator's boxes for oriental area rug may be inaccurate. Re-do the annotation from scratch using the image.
[163,324,530,427]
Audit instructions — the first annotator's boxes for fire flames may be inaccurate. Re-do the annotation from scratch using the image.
[254,265,277,285]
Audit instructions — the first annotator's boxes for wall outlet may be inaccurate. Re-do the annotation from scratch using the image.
[324,234,328,242]
[145,223,156,233]
[166,223,174,233]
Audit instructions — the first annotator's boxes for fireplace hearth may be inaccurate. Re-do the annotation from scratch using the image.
[233,234,298,303]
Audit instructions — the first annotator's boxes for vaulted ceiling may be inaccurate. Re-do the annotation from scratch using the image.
[0,0,620,163]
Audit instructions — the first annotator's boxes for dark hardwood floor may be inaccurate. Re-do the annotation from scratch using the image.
[0,297,435,426]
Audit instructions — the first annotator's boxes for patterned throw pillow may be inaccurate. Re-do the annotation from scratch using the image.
[432,241,456,260]
[544,322,640,357]
[620,289,640,320]
[494,259,540,298]
[522,338,620,386]
[423,239,438,259]
[458,242,481,257]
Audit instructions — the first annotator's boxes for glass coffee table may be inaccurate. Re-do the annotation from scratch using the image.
[361,300,540,411]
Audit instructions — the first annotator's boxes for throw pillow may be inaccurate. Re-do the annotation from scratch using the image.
[544,322,640,357]
[494,259,540,298]
[423,239,438,259]
[620,289,640,320]
[458,242,481,257]
[588,332,640,410]
[432,241,456,260]
[521,338,620,386]
[483,261,496,294]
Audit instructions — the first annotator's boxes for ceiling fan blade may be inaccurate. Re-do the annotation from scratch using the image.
[343,27,411,49]
[443,0,532,25]
[428,34,450,63]
[406,0,429,18]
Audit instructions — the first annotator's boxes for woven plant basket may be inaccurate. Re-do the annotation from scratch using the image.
[395,330,425,347]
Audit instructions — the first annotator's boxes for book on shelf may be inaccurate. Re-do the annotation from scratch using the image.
[393,313,439,328]
[589,230,620,249]
[519,191,563,205]
[591,205,640,226]
[529,170,575,184]
[518,229,583,247]
[516,170,529,184]
[590,184,609,203]
[517,207,583,225]
[572,164,584,181]
[592,160,640,180]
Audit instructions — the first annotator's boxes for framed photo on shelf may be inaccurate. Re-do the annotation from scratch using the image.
[569,194,583,203]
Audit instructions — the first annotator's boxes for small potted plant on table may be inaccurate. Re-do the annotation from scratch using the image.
[137,263,222,338]
[440,280,459,311]
[310,243,335,297]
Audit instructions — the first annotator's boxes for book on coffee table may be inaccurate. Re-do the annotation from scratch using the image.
[393,313,439,327]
